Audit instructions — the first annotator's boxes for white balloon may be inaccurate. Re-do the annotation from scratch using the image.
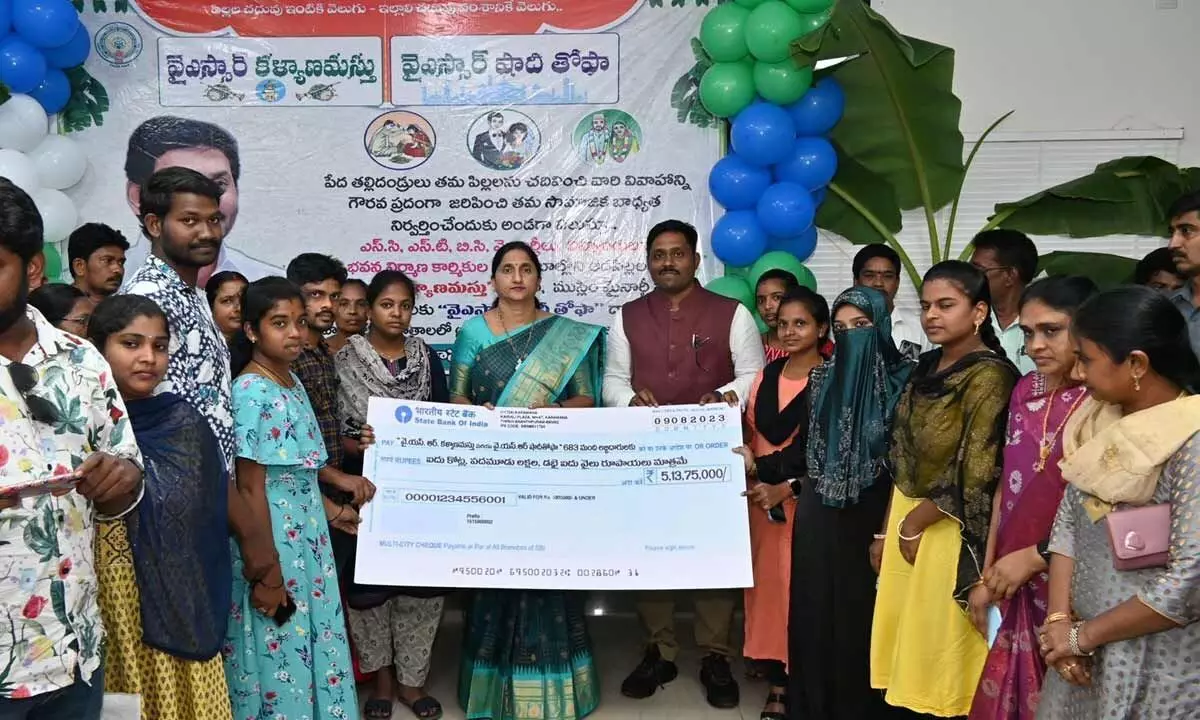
[0,148,40,194]
[0,95,50,153]
[29,134,87,190]
[32,188,78,244]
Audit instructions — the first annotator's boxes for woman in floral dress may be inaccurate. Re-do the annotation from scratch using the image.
[222,277,361,720]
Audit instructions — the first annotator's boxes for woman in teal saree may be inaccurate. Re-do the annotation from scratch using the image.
[451,242,604,720]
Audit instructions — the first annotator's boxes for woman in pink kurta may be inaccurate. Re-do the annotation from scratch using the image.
[969,276,1095,720]
[742,287,830,720]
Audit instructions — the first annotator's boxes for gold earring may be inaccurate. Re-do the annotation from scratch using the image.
[1133,373,1141,392]
[973,319,982,335]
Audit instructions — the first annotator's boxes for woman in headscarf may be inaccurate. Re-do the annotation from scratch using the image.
[739,286,829,719]
[872,262,1020,717]
[740,286,914,720]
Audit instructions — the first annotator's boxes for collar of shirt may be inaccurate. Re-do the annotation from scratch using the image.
[2,307,81,369]
[1170,281,1199,313]
[135,255,196,296]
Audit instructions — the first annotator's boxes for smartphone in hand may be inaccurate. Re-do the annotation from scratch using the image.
[0,473,79,501]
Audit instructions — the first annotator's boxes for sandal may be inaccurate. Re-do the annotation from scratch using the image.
[364,698,393,720]
[401,695,443,720]
[760,691,787,720]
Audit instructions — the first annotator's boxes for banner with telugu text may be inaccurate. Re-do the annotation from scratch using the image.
[72,0,721,361]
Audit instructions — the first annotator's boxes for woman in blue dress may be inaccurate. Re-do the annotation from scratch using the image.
[451,242,605,720]
[222,277,362,720]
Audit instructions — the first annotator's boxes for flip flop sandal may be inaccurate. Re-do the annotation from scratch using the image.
[363,698,393,720]
[402,695,443,720]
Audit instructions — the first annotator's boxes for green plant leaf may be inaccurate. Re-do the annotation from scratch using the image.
[792,0,965,213]
[815,141,902,245]
[59,68,112,134]
[991,156,1200,239]
[1039,251,1137,289]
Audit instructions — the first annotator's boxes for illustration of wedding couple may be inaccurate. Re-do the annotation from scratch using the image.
[368,120,434,164]
[471,111,537,170]
[578,112,640,166]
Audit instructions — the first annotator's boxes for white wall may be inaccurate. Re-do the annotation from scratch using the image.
[798,0,1190,308]
[874,0,1195,163]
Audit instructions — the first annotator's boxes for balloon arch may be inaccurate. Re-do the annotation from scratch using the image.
[697,0,843,327]
[0,0,95,280]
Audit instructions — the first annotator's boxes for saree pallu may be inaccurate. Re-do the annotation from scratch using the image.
[970,376,1086,720]
[456,314,603,720]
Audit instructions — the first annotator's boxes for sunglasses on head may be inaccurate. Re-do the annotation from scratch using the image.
[7,363,60,426]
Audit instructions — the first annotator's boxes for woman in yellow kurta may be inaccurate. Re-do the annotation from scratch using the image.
[871,262,1019,716]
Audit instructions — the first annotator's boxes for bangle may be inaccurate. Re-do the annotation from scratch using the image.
[873,533,887,541]
[1045,612,1071,625]
[1068,621,1094,657]
[897,520,923,542]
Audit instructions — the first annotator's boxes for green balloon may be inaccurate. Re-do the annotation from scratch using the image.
[745,1,805,64]
[749,251,817,292]
[43,245,63,282]
[753,59,813,105]
[699,62,756,118]
[700,3,750,63]
[798,8,833,36]
[705,275,756,312]
[784,0,833,13]
[734,0,766,7]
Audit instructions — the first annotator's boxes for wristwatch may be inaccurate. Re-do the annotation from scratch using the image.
[1036,539,1051,562]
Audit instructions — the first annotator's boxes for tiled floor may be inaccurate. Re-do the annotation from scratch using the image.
[363,611,775,720]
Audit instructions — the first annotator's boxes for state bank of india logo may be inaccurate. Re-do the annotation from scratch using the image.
[395,405,414,424]
[95,22,143,67]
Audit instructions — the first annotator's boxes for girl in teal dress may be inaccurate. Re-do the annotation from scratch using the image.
[451,242,605,720]
[222,277,362,720]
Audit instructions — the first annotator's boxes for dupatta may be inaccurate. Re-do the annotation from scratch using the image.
[126,393,231,660]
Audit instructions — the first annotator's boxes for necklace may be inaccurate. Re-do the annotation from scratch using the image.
[248,360,293,389]
[1034,384,1088,473]
[497,308,536,371]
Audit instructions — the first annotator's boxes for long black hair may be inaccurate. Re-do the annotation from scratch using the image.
[490,241,542,309]
[1072,286,1200,393]
[88,295,168,350]
[1020,275,1097,316]
[229,276,304,376]
[922,260,1005,356]
[28,283,86,327]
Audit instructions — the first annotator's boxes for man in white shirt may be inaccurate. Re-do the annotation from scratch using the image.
[969,230,1038,374]
[604,219,764,709]
[852,244,932,361]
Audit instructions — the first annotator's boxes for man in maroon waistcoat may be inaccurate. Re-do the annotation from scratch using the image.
[603,219,764,708]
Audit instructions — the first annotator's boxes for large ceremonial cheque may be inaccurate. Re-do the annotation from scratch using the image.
[356,400,753,591]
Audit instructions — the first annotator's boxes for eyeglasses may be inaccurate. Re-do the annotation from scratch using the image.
[7,363,60,426]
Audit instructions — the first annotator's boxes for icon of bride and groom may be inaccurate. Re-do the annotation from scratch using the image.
[365,111,436,170]
[469,109,541,171]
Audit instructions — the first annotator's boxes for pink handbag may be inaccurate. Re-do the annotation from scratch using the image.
[1105,503,1171,571]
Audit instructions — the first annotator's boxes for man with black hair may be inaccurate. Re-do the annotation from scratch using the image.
[0,178,143,718]
[969,229,1038,373]
[605,219,763,709]
[1135,247,1185,294]
[851,243,931,361]
[286,253,375,574]
[1167,191,1200,358]
[471,111,506,169]
[122,167,278,601]
[68,222,130,303]
[124,115,277,287]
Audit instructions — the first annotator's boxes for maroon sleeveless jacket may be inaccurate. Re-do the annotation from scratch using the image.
[622,286,737,405]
